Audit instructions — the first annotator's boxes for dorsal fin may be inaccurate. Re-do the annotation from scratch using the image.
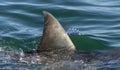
[37,11,76,52]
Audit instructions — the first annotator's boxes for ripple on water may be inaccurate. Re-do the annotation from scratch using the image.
[0,0,120,70]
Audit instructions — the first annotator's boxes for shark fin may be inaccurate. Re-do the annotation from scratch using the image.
[37,11,76,52]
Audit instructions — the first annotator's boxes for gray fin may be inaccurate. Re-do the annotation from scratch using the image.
[37,11,76,52]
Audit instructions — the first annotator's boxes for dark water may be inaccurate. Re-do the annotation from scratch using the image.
[0,0,120,70]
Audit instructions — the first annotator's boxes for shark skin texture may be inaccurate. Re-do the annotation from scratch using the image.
[37,11,76,53]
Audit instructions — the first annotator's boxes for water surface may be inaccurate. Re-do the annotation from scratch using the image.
[0,0,120,70]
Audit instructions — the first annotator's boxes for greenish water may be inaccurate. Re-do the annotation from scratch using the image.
[0,0,120,70]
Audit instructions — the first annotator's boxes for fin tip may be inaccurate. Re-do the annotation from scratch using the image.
[42,11,47,14]
[42,11,51,16]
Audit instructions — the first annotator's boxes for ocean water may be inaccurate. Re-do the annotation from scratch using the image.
[0,0,120,70]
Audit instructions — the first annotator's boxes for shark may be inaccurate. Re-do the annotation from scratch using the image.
[36,11,76,54]
[0,11,119,65]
